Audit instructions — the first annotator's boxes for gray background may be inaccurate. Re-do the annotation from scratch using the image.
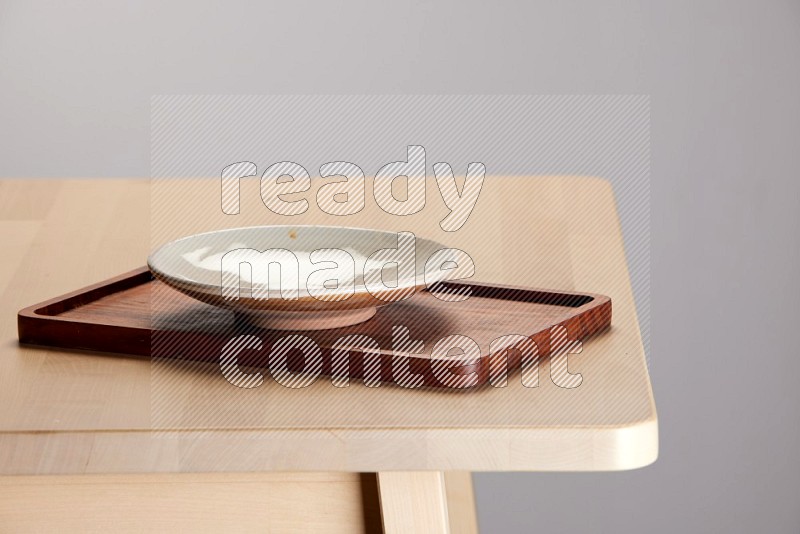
[1,1,798,533]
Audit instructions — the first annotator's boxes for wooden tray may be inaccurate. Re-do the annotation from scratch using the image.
[18,268,611,388]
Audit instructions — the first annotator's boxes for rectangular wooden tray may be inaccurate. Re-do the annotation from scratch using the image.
[18,268,611,388]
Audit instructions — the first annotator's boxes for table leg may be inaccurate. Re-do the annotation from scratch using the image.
[444,472,480,534]
[376,471,478,534]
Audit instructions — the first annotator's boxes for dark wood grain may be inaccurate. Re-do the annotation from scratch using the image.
[18,267,611,388]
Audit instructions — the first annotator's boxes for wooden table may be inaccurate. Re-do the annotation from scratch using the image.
[0,177,657,532]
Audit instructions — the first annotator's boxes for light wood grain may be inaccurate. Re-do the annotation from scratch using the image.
[0,472,380,533]
[0,177,657,473]
[0,221,42,295]
[444,472,479,534]
[378,471,450,533]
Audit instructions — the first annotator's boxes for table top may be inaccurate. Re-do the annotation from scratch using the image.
[0,177,656,474]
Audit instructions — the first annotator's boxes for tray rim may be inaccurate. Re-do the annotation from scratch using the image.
[17,267,612,388]
[19,266,610,324]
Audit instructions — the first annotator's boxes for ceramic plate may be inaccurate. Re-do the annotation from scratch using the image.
[148,225,456,330]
